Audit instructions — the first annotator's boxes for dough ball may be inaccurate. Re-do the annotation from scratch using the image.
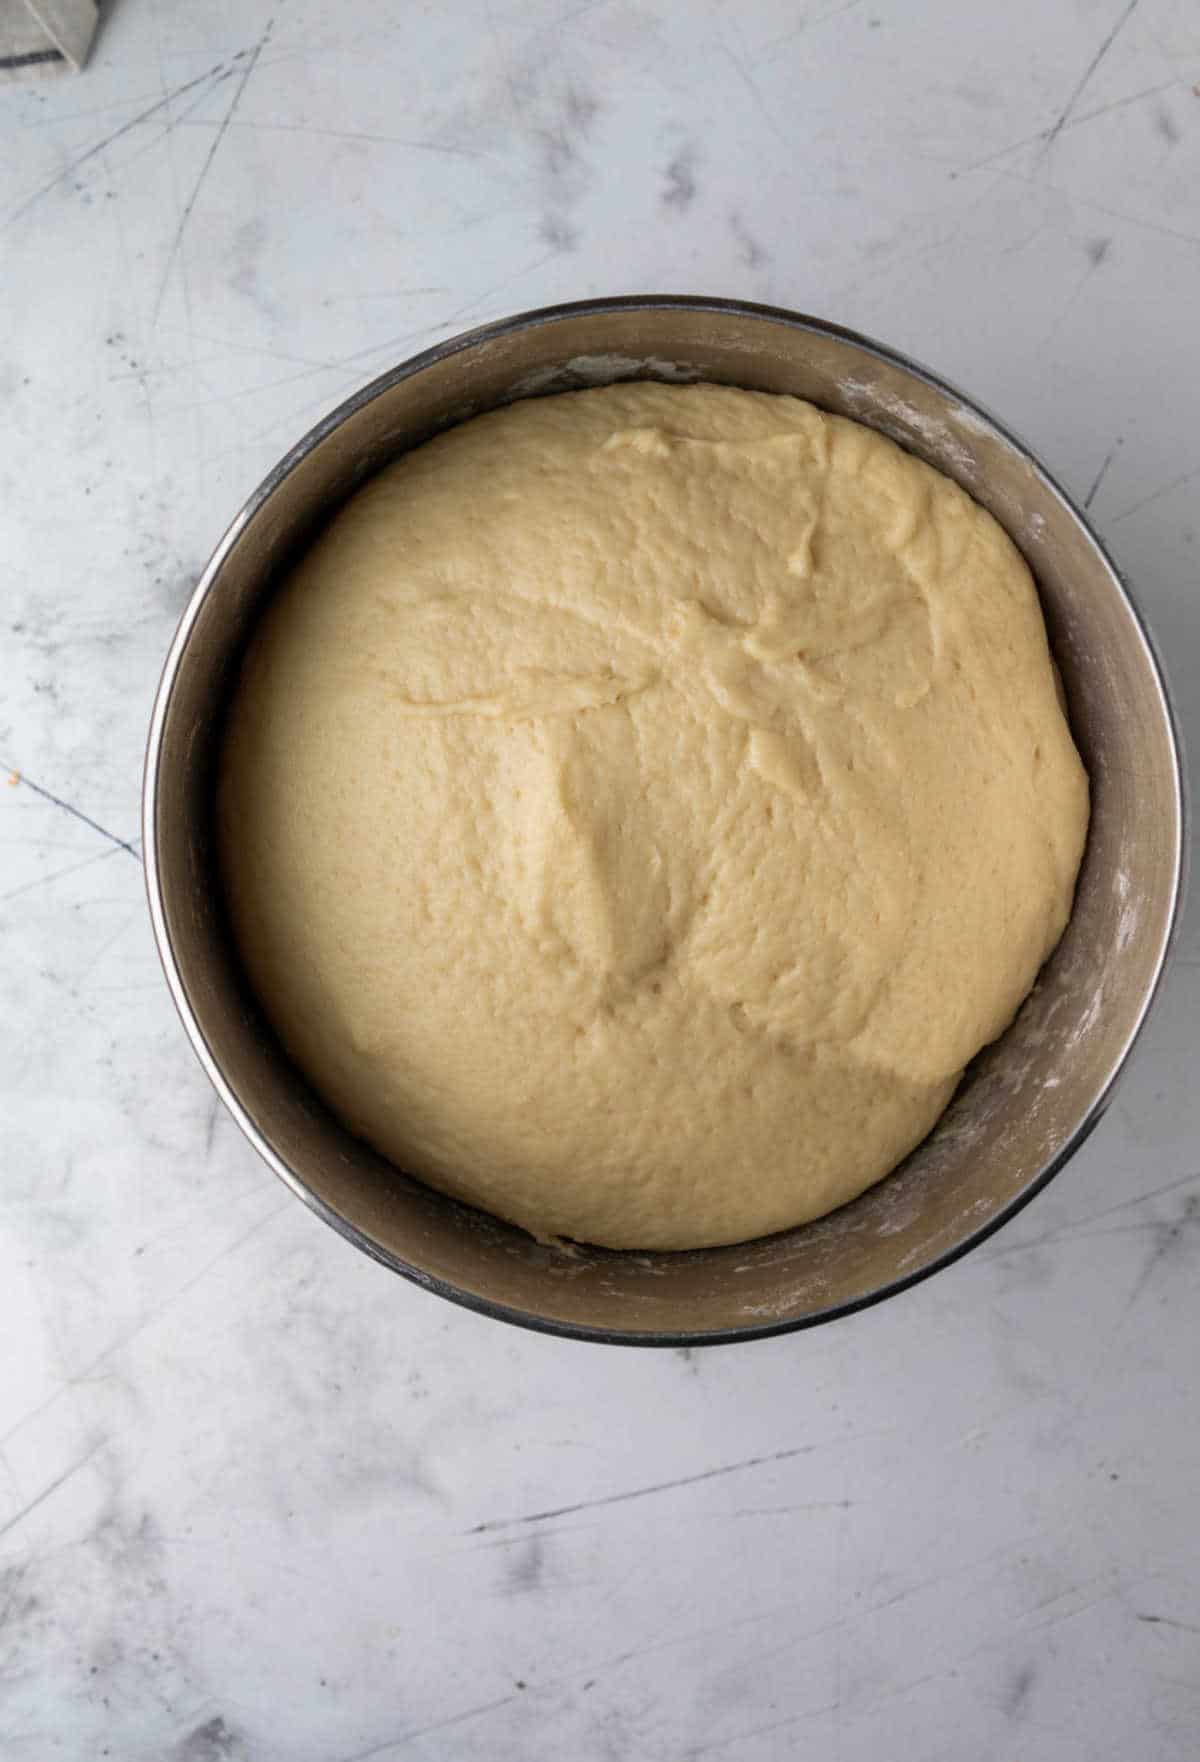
[219,384,1088,1250]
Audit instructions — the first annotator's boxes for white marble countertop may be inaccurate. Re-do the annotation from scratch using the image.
[3,2,1200,1757]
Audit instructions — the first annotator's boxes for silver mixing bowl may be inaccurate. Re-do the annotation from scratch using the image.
[143,297,1186,1345]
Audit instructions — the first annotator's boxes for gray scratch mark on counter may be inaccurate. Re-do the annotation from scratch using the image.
[720,44,786,145]
[979,1168,1200,1266]
[1118,1193,1200,1320]
[686,1705,838,1758]
[333,1692,521,1762]
[1042,236,1112,346]
[0,1445,101,1544]
[732,1500,854,1518]
[1,764,140,858]
[203,1094,222,1159]
[0,842,128,906]
[956,79,1181,174]
[1038,0,1143,161]
[153,19,275,322]
[187,120,482,158]
[1084,437,1121,510]
[111,71,239,184]
[1062,194,1200,250]
[1111,462,1200,524]
[1137,1613,1200,1634]
[0,1201,292,1455]
[1,63,228,231]
[554,0,608,29]
[758,0,864,58]
[469,1443,817,1533]
[293,249,564,387]
[74,910,143,988]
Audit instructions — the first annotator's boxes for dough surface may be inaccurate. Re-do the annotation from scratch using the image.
[219,384,1089,1250]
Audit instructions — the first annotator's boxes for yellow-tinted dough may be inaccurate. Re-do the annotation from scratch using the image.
[219,384,1088,1250]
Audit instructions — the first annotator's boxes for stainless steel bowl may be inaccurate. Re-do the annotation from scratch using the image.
[143,296,1186,1345]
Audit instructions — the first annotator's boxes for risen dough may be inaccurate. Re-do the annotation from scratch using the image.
[219,384,1089,1250]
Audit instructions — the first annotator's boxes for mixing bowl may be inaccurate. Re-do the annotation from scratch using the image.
[143,296,1186,1345]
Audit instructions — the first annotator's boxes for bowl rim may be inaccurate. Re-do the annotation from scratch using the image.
[143,293,1190,1347]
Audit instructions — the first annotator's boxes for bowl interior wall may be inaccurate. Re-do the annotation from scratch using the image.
[150,302,1182,1340]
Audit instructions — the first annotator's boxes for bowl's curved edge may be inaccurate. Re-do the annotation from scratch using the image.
[142,294,1190,1347]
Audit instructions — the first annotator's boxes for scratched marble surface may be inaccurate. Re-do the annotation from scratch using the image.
[2,2,1200,1757]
